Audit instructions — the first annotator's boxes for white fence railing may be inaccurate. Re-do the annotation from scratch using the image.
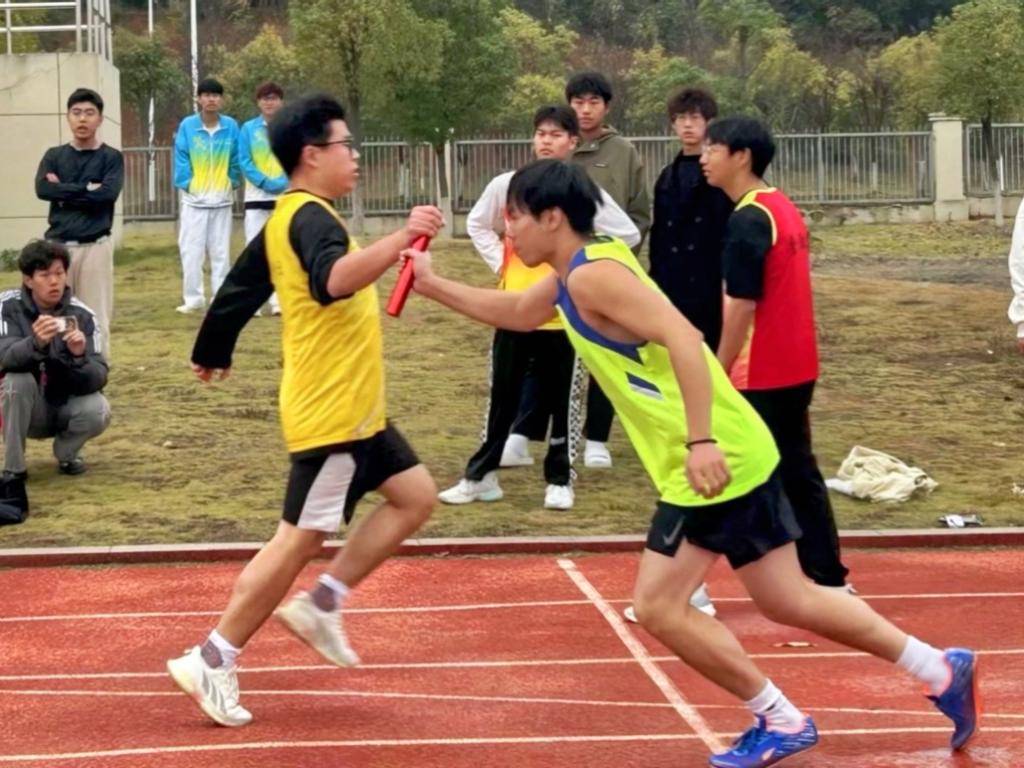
[965,123,1024,195]
[1,0,111,59]
[122,130,936,222]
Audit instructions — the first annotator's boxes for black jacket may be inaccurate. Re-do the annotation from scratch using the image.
[35,143,123,243]
[648,153,734,351]
[0,287,108,405]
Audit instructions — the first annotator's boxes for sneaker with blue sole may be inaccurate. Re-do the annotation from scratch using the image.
[928,648,981,751]
[709,716,818,768]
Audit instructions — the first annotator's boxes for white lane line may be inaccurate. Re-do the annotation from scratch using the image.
[3,689,1022,721]
[3,591,1024,623]
[3,728,1024,763]
[557,558,725,753]
[1,647,1022,682]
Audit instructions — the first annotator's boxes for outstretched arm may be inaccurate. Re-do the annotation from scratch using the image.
[410,248,559,331]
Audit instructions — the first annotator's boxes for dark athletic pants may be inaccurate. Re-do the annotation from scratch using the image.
[741,380,850,587]
[465,329,582,486]
[584,377,614,443]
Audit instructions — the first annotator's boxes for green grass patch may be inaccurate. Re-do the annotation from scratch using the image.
[1,221,1021,548]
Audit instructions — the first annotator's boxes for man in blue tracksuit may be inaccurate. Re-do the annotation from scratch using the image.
[237,82,288,315]
[173,78,240,313]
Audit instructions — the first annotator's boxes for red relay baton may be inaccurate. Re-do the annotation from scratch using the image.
[385,235,430,317]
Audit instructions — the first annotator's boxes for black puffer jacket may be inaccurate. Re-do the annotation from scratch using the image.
[0,287,108,405]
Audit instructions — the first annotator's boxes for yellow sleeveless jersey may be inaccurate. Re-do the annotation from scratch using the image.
[554,237,779,506]
[499,237,562,331]
[265,192,386,452]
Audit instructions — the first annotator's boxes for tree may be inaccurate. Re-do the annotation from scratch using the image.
[625,45,712,131]
[114,27,191,142]
[386,0,517,203]
[698,0,783,79]
[289,0,445,227]
[493,7,577,130]
[932,0,1024,210]
[214,24,300,116]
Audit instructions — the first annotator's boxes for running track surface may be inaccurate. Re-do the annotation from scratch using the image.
[0,549,1021,768]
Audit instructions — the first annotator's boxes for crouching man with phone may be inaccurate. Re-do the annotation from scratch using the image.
[0,240,110,483]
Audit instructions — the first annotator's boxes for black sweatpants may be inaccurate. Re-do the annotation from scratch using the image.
[465,329,583,486]
[741,381,850,587]
[584,376,615,443]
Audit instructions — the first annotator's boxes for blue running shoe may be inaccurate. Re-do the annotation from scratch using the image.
[928,648,981,751]
[709,716,818,768]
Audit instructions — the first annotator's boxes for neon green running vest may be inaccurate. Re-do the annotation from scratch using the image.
[554,237,779,506]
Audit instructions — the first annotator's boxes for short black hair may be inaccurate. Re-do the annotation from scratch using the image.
[565,72,613,104]
[197,78,224,96]
[67,87,103,113]
[19,240,69,276]
[532,105,579,136]
[706,116,776,177]
[507,159,601,236]
[667,87,717,123]
[255,81,284,101]
[269,93,347,176]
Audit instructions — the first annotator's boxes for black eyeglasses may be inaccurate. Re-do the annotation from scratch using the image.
[312,138,354,150]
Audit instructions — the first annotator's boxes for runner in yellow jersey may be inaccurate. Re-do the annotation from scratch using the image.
[167,94,444,727]
[407,158,979,768]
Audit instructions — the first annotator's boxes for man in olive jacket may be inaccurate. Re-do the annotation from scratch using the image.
[566,71,651,469]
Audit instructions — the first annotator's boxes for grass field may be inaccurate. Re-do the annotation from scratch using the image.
[0,220,1021,548]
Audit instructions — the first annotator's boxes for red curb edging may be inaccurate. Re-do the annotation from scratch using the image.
[0,528,1022,568]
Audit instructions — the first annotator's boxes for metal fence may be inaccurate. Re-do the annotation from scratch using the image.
[122,141,439,221]
[123,130,935,222]
[1,0,112,59]
[965,123,1024,195]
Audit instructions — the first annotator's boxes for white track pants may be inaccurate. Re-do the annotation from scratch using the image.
[244,208,278,312]
[178,203,233,309]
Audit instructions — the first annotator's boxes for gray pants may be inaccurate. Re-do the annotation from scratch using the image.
[1,373,110,474]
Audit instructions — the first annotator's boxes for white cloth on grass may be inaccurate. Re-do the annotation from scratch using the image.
[827,445,937,503]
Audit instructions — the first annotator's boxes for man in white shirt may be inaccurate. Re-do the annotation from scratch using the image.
[438,105,639,511]
[1009,198,1024,353]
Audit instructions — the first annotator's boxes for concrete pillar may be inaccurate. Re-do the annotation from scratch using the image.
[0,53,122,252]
[929,113,968,222]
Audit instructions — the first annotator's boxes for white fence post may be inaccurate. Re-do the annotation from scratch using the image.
[929,113,968,222]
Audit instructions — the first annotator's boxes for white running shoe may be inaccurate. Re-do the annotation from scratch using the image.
[437,472,503,504]
[275,591,361,667]
[500,434,534,467]
[543,483,574,510]
[175,303,204,315]
[166,646,252,727]
[622,583,717,624]
[584,440,612,468]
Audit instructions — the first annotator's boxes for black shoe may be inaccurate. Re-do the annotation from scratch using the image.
[58,458,87,476]
[1,470,27,482]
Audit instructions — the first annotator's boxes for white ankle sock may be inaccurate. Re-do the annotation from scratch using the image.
[316,573,350,609]
[745,680,806,733]
[206,630,240,668]
[897,636,950,696]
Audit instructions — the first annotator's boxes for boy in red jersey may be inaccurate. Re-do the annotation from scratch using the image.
[702,116,851,594]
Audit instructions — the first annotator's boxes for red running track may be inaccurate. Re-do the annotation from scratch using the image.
[0,549,1021,767]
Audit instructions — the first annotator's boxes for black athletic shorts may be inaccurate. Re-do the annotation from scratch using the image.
[283,422,420,532]
[645,470,802,569]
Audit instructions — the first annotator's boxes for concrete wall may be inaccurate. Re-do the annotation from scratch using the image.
[0,53,122,252]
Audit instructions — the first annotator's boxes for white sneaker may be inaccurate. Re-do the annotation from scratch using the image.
[166,646,252,727]
[274,591,361,667]
[622,583,716,624]
[438,472,503,504]
[175,303,204,314]
[270,306,282,316]
[584,440,612,468]
[544,483,574,510]
[500,434,534,467]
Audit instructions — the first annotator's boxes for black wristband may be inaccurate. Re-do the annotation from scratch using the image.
[685,438,718,449]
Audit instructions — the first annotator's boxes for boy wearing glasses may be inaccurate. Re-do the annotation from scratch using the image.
[34,88,123,347]
[167,94,444,728]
